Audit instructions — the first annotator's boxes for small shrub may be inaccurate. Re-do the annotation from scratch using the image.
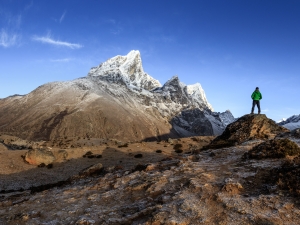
[132,164,147,172]
[47,164,53,169]
[83,151,93,158]
[175,149,183,153]
[118,143,129,148]
[156,150,162,153]
[173,143,183,150]
[191,137,199,142]
[134,153,143,158]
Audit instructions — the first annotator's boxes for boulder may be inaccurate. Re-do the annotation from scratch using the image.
[222,178,243,195]
[24,149,55,166]
[79,163,103,177]
[54,149,68,162]
[203,114,289,149]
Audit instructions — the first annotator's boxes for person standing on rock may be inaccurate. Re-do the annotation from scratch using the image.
[251,87,262,114]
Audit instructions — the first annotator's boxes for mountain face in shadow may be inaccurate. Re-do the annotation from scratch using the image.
[0,50,234,142]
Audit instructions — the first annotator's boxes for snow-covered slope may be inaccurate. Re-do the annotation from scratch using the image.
[278,114,300,130]
[88,50,161,91]
[186,83,213,111]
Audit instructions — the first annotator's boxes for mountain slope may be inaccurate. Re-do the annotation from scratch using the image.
[0,51,234,141]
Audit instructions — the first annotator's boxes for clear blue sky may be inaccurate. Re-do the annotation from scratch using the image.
[1,0,300,122]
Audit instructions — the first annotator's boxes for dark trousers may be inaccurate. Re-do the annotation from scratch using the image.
[251,100,261,114]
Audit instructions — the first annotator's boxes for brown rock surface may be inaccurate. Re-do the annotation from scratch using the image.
[0,143,8,151]
[204,114,289,149]
[1,137,300,224]
[24,149,55,166]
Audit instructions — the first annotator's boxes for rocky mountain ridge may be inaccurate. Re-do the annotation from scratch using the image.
[278,114,300,130]
[0,50,234,141]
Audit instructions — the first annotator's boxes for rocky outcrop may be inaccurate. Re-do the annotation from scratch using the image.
[0,134,35,150]
[204,114,289,149]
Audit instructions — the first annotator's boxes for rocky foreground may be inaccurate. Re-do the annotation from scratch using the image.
[1,115,300,224]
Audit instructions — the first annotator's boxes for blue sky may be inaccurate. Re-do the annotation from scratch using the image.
[1,0,300,122]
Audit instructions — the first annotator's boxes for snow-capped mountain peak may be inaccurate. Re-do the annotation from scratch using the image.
[87,50,161,90]
[87,50,213,111]
[86,50,215,112]
[186,83,213,111]
[158,76,213,111]
[277,118,286,123]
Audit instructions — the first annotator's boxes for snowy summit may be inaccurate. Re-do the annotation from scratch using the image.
[88,50,213,111]
[88,50,161,91]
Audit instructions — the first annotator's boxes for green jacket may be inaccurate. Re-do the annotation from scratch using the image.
[251,91,262,100]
